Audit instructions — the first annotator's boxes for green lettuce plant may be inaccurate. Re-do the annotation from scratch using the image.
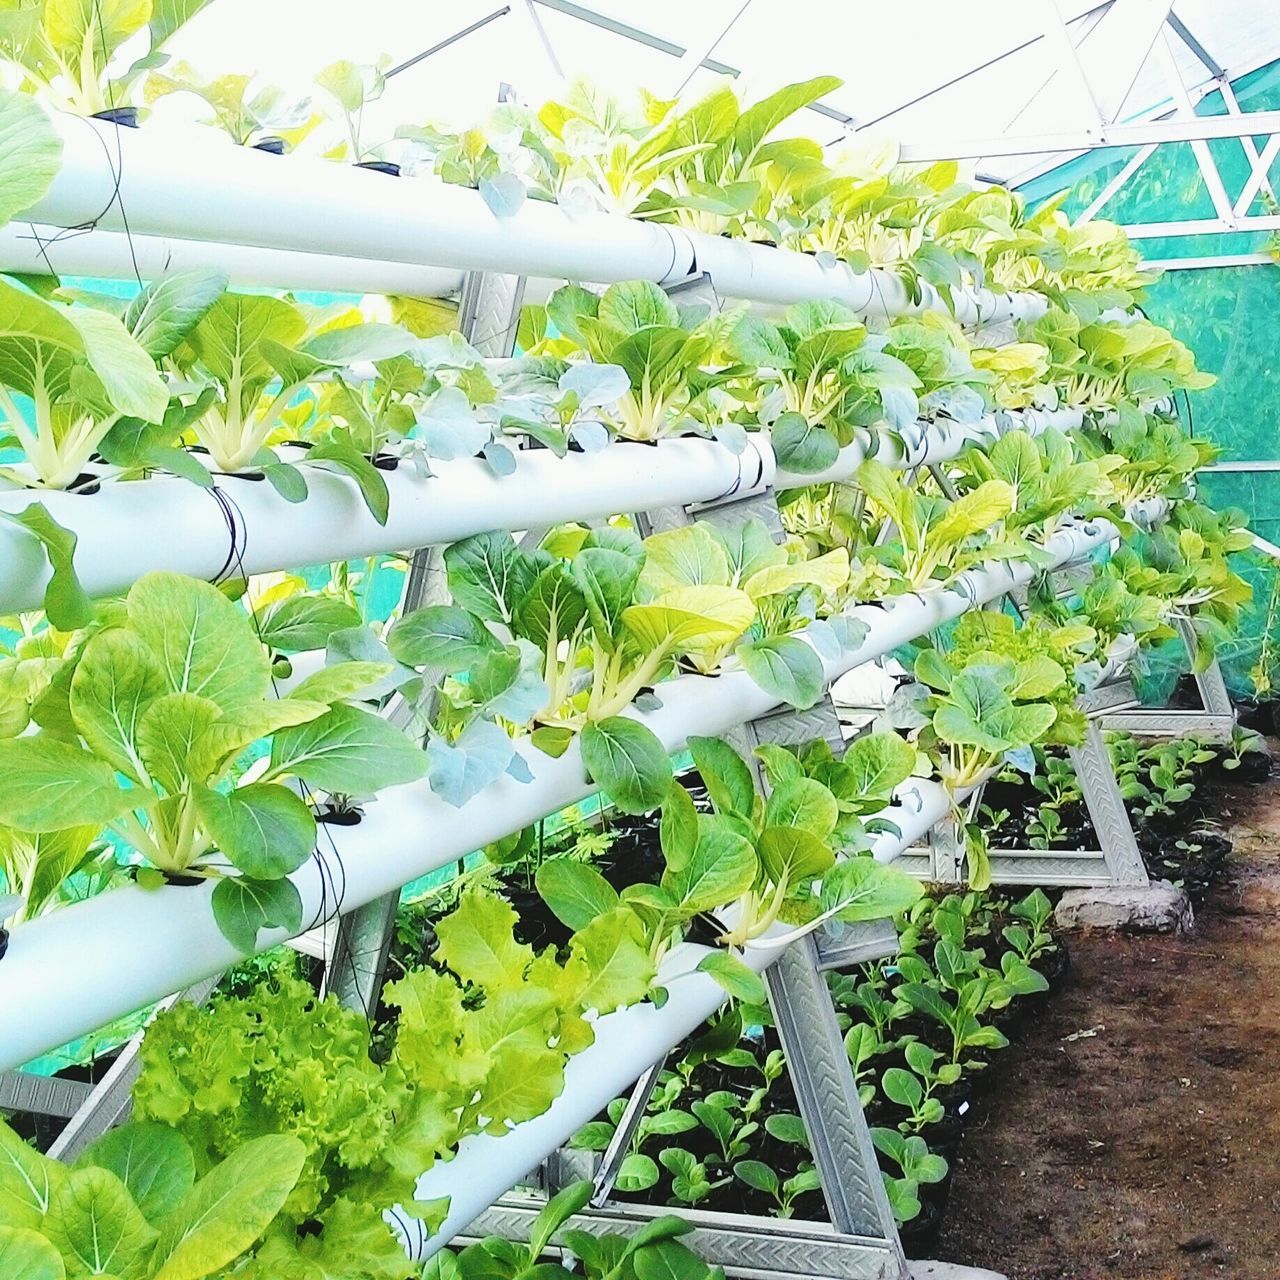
[870,1128,947,1223]
[0,572,428,949]
[726,301,921,473]
[424,1184,725,1280]
[134,889,652,1276]
[0,1116,304,1280]
[144,62,317,147]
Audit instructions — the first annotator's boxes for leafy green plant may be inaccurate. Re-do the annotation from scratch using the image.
[134,888,653,1275]
[0,276,177,489]
[145,61,317,147]
[855,458,1017,591]
[0,0,214,116]
[870,1127,947,1224]
[0,572,428,949]
[733,1159,821,1219]
[0,1115,304,1280]
[881,1041,961,1133]
[543,282,743,442]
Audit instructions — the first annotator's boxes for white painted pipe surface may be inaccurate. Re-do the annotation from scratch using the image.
[0,519,1111,1071]
[0,224,467,299]
[0,403,1079,616]
[26,113,1049,325]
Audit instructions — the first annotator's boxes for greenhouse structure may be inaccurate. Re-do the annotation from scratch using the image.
[3,1,1280,1277]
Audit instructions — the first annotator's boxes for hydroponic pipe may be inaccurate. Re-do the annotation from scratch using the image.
[395,774,957,1257]
[0,437,774,616]
[0,224,467,299]
[774,406,1086,488]
[26,113,1048,326]
[0,519,1111,1071]
[0,405,1074,616]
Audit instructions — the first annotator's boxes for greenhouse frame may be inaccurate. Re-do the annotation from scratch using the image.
[0,2,1278,1278]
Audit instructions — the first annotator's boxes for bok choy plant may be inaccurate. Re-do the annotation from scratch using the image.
[0,573,428,949]
[543,281,746,442]
[0,0,215,116]
[0,277,173,489]
[0,1117,306,1280]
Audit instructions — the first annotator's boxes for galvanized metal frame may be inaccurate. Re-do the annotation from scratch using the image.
[322,268,529,1014]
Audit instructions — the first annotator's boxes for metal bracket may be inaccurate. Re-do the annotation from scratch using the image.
[465,1193,901,1280]
[43,976,220,1161]
[0,1071,93,1119]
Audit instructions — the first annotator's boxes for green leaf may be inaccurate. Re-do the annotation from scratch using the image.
[69,628,166,783]
[535,860,619,931]
[445,531,534,625]
[0,1226,66,1280]
[696,952,765,1004]
[758,825,833,883]
[288,661,392,705]
[434,889,532,991]
[687,736,756,820]
[639,524,731,592]
[268,704,427,794]
[0,1121,65,1230]
[733,1159,779,1197]
[124,270,227,359]
[0,89,62,228]
[255,595,363,654]
[387,605,499,670]
[77,1123,194,1226]
[839,732,917,801]
[43,1166,157,1279]
[307,438,391,526]
[771,413,839,475]
[65,304,170,423]
[0,505,93,631]
[821,857,924,922]
[136,693,223,791]
[127,572,270,711]
[193,783,316,879]
[597,280,680,332]
[764,778,838,838]
[738,635,825,709]
[580,717,671,815]
[210,876,303,953]
[659,778,698,871]
[614,1154,659,1193]
[569,908,655,1015]
[663,814,756,914]
[0,736,136,832]
[150,1135,306,1280]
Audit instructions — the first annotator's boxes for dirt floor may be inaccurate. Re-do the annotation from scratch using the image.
[935,776,1280,1280]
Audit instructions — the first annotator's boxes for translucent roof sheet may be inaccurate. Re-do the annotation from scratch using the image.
[155,0,1280,185]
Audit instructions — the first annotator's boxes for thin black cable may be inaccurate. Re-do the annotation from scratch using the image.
[90,0,144,289]
[207,482,370,1020]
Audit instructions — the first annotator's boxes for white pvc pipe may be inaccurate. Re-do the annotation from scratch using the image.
[397,774,958,1258]
[775,406,1086,488]
[25,114,1049,326]
[0,437,773,616]
[0,403,1078,618]
[0,519,1111,1072]
[0,224,466,299]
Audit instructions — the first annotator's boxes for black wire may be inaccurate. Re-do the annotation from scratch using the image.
[205,482,371,1022]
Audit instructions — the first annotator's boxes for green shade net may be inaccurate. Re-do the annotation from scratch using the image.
[1021,60,1280,700]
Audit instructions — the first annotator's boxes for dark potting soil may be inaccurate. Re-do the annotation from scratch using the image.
[934,767,1280,1279]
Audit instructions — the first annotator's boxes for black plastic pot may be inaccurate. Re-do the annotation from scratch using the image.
[91,107,140,128]
[356,160,401,177]
[0,927,8,962]
[160,870,206,888]
[252,136,287,155]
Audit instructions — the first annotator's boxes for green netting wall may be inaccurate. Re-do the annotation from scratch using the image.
[1020,61,1280,700]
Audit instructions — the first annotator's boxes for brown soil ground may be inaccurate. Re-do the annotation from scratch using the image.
[935,776,1280,1280]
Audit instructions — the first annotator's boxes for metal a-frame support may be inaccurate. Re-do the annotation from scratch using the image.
[503,481,912,1279]
[322,268,528,1014]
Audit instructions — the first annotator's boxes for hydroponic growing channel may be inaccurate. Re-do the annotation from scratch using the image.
[0,4,1275,1279]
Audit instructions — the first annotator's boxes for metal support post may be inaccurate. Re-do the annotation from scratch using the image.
[324,269,528,1014]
